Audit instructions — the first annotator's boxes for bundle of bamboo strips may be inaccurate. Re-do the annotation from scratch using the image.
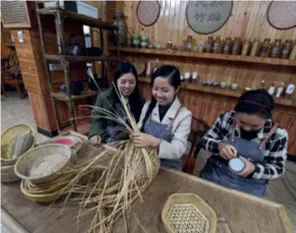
[62,84,160,232]
[22,79,160,232]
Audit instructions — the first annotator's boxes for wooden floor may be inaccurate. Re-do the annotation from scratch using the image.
[1,92,296,232]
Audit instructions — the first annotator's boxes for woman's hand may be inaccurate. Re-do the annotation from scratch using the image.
[218,143,237,160]
[89,135,101,145]
[235,157,255,177]
[131,133,160,148]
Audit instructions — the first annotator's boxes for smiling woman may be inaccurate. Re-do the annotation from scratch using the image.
[132,65,192,170]
[89,62,145,144]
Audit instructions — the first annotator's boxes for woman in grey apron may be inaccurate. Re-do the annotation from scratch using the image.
[89,62,145,144]
[201,90,288,197]
[132,65,192,170]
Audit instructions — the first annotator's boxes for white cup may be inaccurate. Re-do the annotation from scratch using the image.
[184,72,191,80]
[192,72,198,79]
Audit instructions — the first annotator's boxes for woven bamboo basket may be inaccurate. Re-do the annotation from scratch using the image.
[1,124,36,166]
[162,193,217,233]
[20,179,64,203]
[0,164,21,183]
[14,144,72,184]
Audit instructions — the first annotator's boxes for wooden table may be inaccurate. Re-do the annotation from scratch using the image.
[1,137,293,233]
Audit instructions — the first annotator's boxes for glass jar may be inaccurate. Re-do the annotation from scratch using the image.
[260,38,271,57]
[185,36,193,51]
[223,37,232,54]
[250,39,260,57]
[132,32,140,47]
[241,39,251,56]
[289,41,296,60]
[213,36,221,53]
[271,39,282,58]
[281,40,293,58]
[231,37,241,55]
[198,40,205,53]
[113,11,127,46]
[205,36,213,53]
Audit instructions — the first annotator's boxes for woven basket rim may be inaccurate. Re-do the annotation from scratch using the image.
[1,124,37,162]
[0,164,15,170]
[14,143,71,182]
[20,179,62,198]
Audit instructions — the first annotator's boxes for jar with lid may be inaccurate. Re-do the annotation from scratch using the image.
[241,39,251,56]
[281,40,293,58]
[231,37,241,55]
[289,41,296,60]
[113,11,127,46]
[213,36,222,53]
[260,38,271,57]
[271,39,282,58]
[185,36,193,51]
[223,37,232,54]
[205,36,213,53]
[250,38,260,57]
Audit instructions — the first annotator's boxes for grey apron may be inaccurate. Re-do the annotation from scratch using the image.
[201,120,278,197]
[144,106,183,170]
[106,102,128,144]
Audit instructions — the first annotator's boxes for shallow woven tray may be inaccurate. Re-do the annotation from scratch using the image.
[14,144,72,184]
[0,164,21,183]
[1,124,36,166]
[162,193,217,233]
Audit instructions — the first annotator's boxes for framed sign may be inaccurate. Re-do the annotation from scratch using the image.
[186,1,233,34]
[267,1,296,30]
[136,1,161,27]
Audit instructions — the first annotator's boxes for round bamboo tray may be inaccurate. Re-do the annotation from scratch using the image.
[20,179,64,203]
[162,193,217,233]
[14,144,72,184]
[0,164,21,183]
[1,124,36,166]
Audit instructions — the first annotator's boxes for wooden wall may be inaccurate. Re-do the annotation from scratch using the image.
[117,0,296,154]
[122,0,296,95]
[124,1,296,45]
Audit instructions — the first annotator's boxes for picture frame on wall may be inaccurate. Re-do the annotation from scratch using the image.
[136,1,161,27]
[186,1,233,35]
[267,1,296,30]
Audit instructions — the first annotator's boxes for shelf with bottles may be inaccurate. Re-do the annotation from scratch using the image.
[199,36,296,60]
[138,77,296,108]
[109,46,296,67]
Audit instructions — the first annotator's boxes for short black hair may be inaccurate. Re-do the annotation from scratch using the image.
[234,89,275,119]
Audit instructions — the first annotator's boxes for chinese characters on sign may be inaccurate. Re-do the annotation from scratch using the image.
[194,12,222,22]
[186,1,232,34]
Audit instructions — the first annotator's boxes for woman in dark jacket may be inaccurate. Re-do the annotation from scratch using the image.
[89,62,145,144]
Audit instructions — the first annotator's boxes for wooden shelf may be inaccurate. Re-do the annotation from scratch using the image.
[3,43,15,47]
[138,77,296,108]
[44,54,119,62]
[110,47,296,67]
[51,91,99,102]
[37,8,117,30]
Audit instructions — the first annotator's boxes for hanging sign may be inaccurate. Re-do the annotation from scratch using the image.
[186,1,233,34]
